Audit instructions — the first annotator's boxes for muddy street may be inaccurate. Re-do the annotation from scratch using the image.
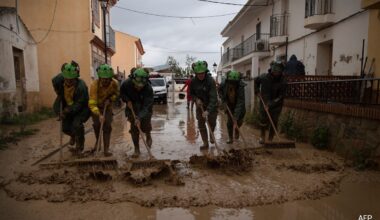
[0,93,379,219]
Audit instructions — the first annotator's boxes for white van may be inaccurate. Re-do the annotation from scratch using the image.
[150,77,168,104]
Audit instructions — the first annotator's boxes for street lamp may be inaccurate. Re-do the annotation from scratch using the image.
[100,0,108,64]
[213,62,217,82]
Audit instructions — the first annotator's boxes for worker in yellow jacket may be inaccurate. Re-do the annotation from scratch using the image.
[88,64,119,156]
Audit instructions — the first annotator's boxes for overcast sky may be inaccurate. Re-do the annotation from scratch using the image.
[110,0,245,68]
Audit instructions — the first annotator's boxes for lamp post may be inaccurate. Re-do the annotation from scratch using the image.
[100,0,108,64]
[213,62,217,82]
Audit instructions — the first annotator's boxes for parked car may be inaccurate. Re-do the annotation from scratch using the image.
[150,77,169,104]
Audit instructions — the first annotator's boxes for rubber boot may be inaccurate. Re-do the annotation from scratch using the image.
[235,128,240,140]
[103,132,112,157]
[226,126,233,144]
[268,127,275,142]
[209,131,215,144]
[69,135,75,145]
[259,127,266,144]
[92,125,100,152]
[146,133,152,148]
[74,135,84,155]
[131,133,140,158]
[199,129,209,150]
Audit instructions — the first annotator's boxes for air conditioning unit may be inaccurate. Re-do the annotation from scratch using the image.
[255,40,266,51]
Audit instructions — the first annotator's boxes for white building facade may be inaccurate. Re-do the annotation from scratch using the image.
[220,0,369,78]
[0,7,40,116]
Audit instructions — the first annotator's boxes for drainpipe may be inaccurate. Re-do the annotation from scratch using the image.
[101,1,108,64]
[360,39,365,77]
[285,36,288,61]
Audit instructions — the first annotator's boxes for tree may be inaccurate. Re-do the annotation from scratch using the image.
[185,54,197,77]
[166,56,184,77]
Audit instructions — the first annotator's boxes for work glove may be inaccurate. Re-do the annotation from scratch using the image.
[135,118,141,128]
[202,111,209,119]
[104,99,111,107]
[99,114,105,124]
[127,101,133,110]
[267,101,276,109]
[196,98,203,107]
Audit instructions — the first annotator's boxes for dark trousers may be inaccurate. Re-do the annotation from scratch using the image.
[92,107,113,151]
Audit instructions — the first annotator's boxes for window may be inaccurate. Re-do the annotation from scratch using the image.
[256,22,261,40]
[150,79,165,86]
[92,0,100,27]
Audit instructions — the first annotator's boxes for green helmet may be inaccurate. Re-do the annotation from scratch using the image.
[226,70,240,81]
[271,61,284,73]
[97,64,114,78]
[132,68,149,87]
[62,63,79,79]
[192,61,208,74]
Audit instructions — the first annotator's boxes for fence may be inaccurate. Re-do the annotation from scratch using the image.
[286,77,380,105]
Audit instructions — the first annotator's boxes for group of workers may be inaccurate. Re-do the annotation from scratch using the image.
[52,59,287,158]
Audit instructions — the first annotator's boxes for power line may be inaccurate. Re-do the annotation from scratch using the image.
[1,0,58,45]
[33,0,58,44]
[198,0,268,7]
[114,5,238,19]
[29,28,90,33]
[146,49,219,54]
[146,45,219,54]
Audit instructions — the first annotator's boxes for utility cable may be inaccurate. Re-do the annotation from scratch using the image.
[114,5,238,19]
[33,0,58,44]
[198,0,268,7]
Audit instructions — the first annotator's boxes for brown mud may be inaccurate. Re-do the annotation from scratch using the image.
[0,93,379,215]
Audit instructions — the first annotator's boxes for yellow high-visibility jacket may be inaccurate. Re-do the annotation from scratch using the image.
[64,84,75,106]
[88,79,119,115]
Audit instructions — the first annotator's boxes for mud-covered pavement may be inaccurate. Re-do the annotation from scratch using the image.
[0,92,380,219]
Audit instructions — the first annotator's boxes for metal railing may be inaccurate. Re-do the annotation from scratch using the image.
[286,77,380,105]
[222,33,270,65]
[107,26,115,51]
[305,0,333,18]
[270,14,288,37]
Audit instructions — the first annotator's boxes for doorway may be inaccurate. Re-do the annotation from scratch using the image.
[316,40,333,75]
[13,47,26,112]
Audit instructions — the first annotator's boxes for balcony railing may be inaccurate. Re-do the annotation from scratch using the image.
[107,26,115,52]
[286,77,380,105]
[305,0,333,18]
[270,14,288,37]
[222,33,270,65]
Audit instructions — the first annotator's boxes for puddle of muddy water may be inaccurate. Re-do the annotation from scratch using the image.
[1,180,379,220]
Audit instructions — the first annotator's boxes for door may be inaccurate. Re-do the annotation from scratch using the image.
[316,40,333,75]
[13,47,26,112]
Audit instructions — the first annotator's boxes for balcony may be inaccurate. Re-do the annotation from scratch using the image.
[269,14,288,45]
[304,0,334,30]
[222,33,270,65]
[106,25,115,52]
[361,0,380,9]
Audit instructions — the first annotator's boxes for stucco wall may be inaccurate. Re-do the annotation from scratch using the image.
[5,0,93,107]
[367,9,380,78]
[111,31,139,77]
[0,10,40,115]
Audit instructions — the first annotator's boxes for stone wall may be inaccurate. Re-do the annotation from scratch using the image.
[0,91,40,117]
[281,106,380,158]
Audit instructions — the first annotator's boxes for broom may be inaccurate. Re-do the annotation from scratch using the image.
[258,94,295,148]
